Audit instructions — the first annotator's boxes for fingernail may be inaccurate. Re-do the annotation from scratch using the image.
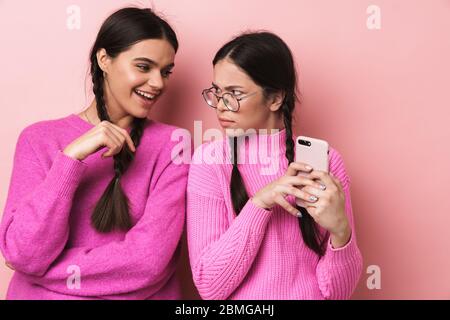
[320,184,326,190]
[296,211,302,217]
[305,165,312,171]
[309,195,318,202]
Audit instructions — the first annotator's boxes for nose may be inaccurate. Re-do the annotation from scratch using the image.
[216,97,228,112]
[147,71,164,91]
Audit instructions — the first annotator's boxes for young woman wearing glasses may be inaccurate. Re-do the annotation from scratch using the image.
[0,7,188,299]
[187,32,363,300]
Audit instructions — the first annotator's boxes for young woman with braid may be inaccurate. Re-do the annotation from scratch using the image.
[187,32,363,300]
[0,8,188,299]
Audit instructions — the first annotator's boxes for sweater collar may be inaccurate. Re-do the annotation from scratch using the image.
[66,113,95,132]
[66,113,141,134]
[223,128,288,164]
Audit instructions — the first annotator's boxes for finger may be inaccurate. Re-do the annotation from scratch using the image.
[100,130,122,158]
[273,193,301,217]
[302,185,324,198]
[286,162,313,176]
[97,121,136,152]
[295,198,316,209]
[278,185,319,205]
[97,125,122,148]
[308,170,335,187]
[284,176,326,190]
[102,141,121,158]
[109,123,136,152]
[106,125,129,152]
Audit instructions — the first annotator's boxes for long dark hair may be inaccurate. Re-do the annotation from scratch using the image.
[213,32,326,256]
[89,7,178,232]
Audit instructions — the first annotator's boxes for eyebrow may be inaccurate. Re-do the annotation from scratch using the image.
[133,57,175,69]
[211,82,244,91]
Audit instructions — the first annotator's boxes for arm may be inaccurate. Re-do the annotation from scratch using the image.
[0,130,87,276]
[315,151,363,299]
[26,151,189,297]
[186,154,272,300]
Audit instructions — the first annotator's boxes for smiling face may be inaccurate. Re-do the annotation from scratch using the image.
[97,38,176,120]
[212,58,284,135]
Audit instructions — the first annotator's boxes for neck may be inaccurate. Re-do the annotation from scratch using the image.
[265,114,285,132]
[83,100,134,129]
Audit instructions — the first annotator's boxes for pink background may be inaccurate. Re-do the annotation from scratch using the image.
[1,0,449,299]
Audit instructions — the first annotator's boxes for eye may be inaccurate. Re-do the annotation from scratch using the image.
[212,87,220,94]
[137,64,150,72]
[231,90,243,96]
[162,70,173,78]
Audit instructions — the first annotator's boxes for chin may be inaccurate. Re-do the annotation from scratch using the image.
[224,127,248,137]
[133,109,150,119]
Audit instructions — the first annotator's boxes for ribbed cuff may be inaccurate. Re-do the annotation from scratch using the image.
[323,231,361,266]
[44,151,88,198]
[235,200,272,235]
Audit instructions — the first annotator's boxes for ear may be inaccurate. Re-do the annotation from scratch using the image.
[268,91,285,112]
[96,48,111,74]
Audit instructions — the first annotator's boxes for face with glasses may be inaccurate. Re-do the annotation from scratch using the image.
[202,58,285,134]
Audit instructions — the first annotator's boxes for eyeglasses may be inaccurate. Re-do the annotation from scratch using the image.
[202,87,258,112]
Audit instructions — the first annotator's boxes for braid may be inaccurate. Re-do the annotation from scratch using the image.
[230,136,249,215]
[90,60,146,232]
[283,107,295,164]
[281,102,326,256]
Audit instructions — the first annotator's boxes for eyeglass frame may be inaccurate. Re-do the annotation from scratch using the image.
[201,87,258,112]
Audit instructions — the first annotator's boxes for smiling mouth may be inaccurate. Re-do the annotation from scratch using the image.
[134,89,157,101]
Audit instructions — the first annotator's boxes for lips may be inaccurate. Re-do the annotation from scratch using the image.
[134,89,158,100]
[218,118,234,122]
[218,117,235,128]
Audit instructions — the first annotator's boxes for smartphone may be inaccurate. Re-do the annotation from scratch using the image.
[295,136,329,207]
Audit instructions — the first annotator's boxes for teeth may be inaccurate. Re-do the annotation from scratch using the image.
[135,89,155,100]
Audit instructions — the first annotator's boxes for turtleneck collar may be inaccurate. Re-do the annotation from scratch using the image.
[223,128,289,165]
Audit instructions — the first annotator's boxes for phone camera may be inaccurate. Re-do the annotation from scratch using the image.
[299,139,311,147]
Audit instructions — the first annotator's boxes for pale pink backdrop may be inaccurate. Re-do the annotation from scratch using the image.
[1,0,449,299]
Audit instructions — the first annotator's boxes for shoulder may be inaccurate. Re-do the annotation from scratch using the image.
[187,139,226,197]
[328,146,351,189]
[10,115,77,166]
[141,119,188,149]
[139,119,192,168]
[16,115,75,149]
[19,116,71,139]
[191,138,225,165]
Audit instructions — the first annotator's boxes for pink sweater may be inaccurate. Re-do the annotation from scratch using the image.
[0,114,189,300]
[187,129,363,300]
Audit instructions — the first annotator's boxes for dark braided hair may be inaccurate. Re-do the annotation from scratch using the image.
[282,102,326,256]
[213,32,326,256]
[230,136,249,214]
[89,7,178,232]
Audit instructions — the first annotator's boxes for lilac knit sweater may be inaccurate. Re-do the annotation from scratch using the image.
[0,114,189,300]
